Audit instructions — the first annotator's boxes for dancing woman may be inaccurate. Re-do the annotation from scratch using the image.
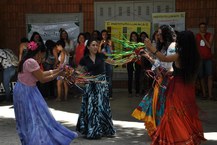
[76,38,116,139]
[144,30,206,144]
[132,25,176,136]
[13,41,77,145]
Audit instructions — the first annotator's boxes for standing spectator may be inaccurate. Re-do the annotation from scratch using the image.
[151,30,159,48]
[196,22,214,100]
[139,32,152,94]
[126,31,142,97]
[0,48,18,102]
[76,38,116,139]
[56,39,70,101]
[99,29,114,99]
[91,30,101,41]
[18,37,29,62]
[59,28,75,66]
[13,41,77,145]
[74,33,86,66]
[30,31,45,47]
[84,32,91,46]
[43,40,57,99]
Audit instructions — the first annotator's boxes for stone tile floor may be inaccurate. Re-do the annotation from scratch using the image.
[0,89,217,145]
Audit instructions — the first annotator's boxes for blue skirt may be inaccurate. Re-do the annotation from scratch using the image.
[76,75,116,139]
[13,82,77,145]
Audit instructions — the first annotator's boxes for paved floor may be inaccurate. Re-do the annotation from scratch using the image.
[0,89,217,145]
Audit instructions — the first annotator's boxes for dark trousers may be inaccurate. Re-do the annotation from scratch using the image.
[105,63,113,98]
[127,62,141,94]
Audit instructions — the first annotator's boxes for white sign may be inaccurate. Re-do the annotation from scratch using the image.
[28,21,80,43]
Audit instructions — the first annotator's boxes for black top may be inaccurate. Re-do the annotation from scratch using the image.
[79,53,106,75]
[172,62,183,77]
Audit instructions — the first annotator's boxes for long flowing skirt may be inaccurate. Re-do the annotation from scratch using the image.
[132,76,168,136]
[13,82,77,145]
[76,75,116,139]
[151,77,206,145]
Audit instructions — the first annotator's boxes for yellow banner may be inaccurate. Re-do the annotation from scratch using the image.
[105,21,151,52]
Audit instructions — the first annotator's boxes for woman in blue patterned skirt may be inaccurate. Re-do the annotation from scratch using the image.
[76,38,116,139]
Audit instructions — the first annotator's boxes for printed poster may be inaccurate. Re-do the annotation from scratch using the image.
[152,12,185,33]
[105,21,151,52]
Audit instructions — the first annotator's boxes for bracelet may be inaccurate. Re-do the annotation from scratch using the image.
[153,49,159,55]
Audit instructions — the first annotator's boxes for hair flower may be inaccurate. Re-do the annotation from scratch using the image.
[27,41,38,51]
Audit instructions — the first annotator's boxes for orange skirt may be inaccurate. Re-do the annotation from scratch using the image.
[151,76,206,145]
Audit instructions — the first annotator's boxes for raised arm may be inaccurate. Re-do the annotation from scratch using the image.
[144,38,179,62]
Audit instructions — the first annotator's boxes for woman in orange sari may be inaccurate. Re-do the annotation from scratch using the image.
[144,30,206,144]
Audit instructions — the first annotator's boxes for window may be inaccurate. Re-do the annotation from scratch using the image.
[146,6,150,15]
[100,7,103,16]
[127,7,131,16]
[166,5,169,12]
[118,7,122,16]
[157,6,161,12]
[108,7,112,17]
[138,6,141,16]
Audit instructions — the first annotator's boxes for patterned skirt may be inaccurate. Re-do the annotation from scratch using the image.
[151,76,206,144]
[132,76,168,136]
[76,75,116,139]
[13,82,77,145]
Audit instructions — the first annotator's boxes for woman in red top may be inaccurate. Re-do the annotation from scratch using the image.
[74,33,86,66]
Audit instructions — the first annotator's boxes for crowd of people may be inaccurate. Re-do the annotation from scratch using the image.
[0,22,215,144]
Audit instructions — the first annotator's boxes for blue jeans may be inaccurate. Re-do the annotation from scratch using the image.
[198,59,213,78]
[3,66,16,100]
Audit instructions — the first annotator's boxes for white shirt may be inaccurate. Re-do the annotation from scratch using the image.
[64,40,74,53]
[0,49,14,69]
[58,52,69,65]
[152,42,176,71]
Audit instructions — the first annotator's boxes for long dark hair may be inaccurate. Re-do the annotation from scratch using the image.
[176,30,201,83]
[18,42,43,73]
[77,33,86,44]
[139,31,149,42]
[129,31,139,42]
[45,40,56,59]
[83,38,99,56]
[59,28,70,44]
[30,32,44,45]
[157,25,176,51]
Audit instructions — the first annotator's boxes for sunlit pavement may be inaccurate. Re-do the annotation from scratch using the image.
[0,89,217,145]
